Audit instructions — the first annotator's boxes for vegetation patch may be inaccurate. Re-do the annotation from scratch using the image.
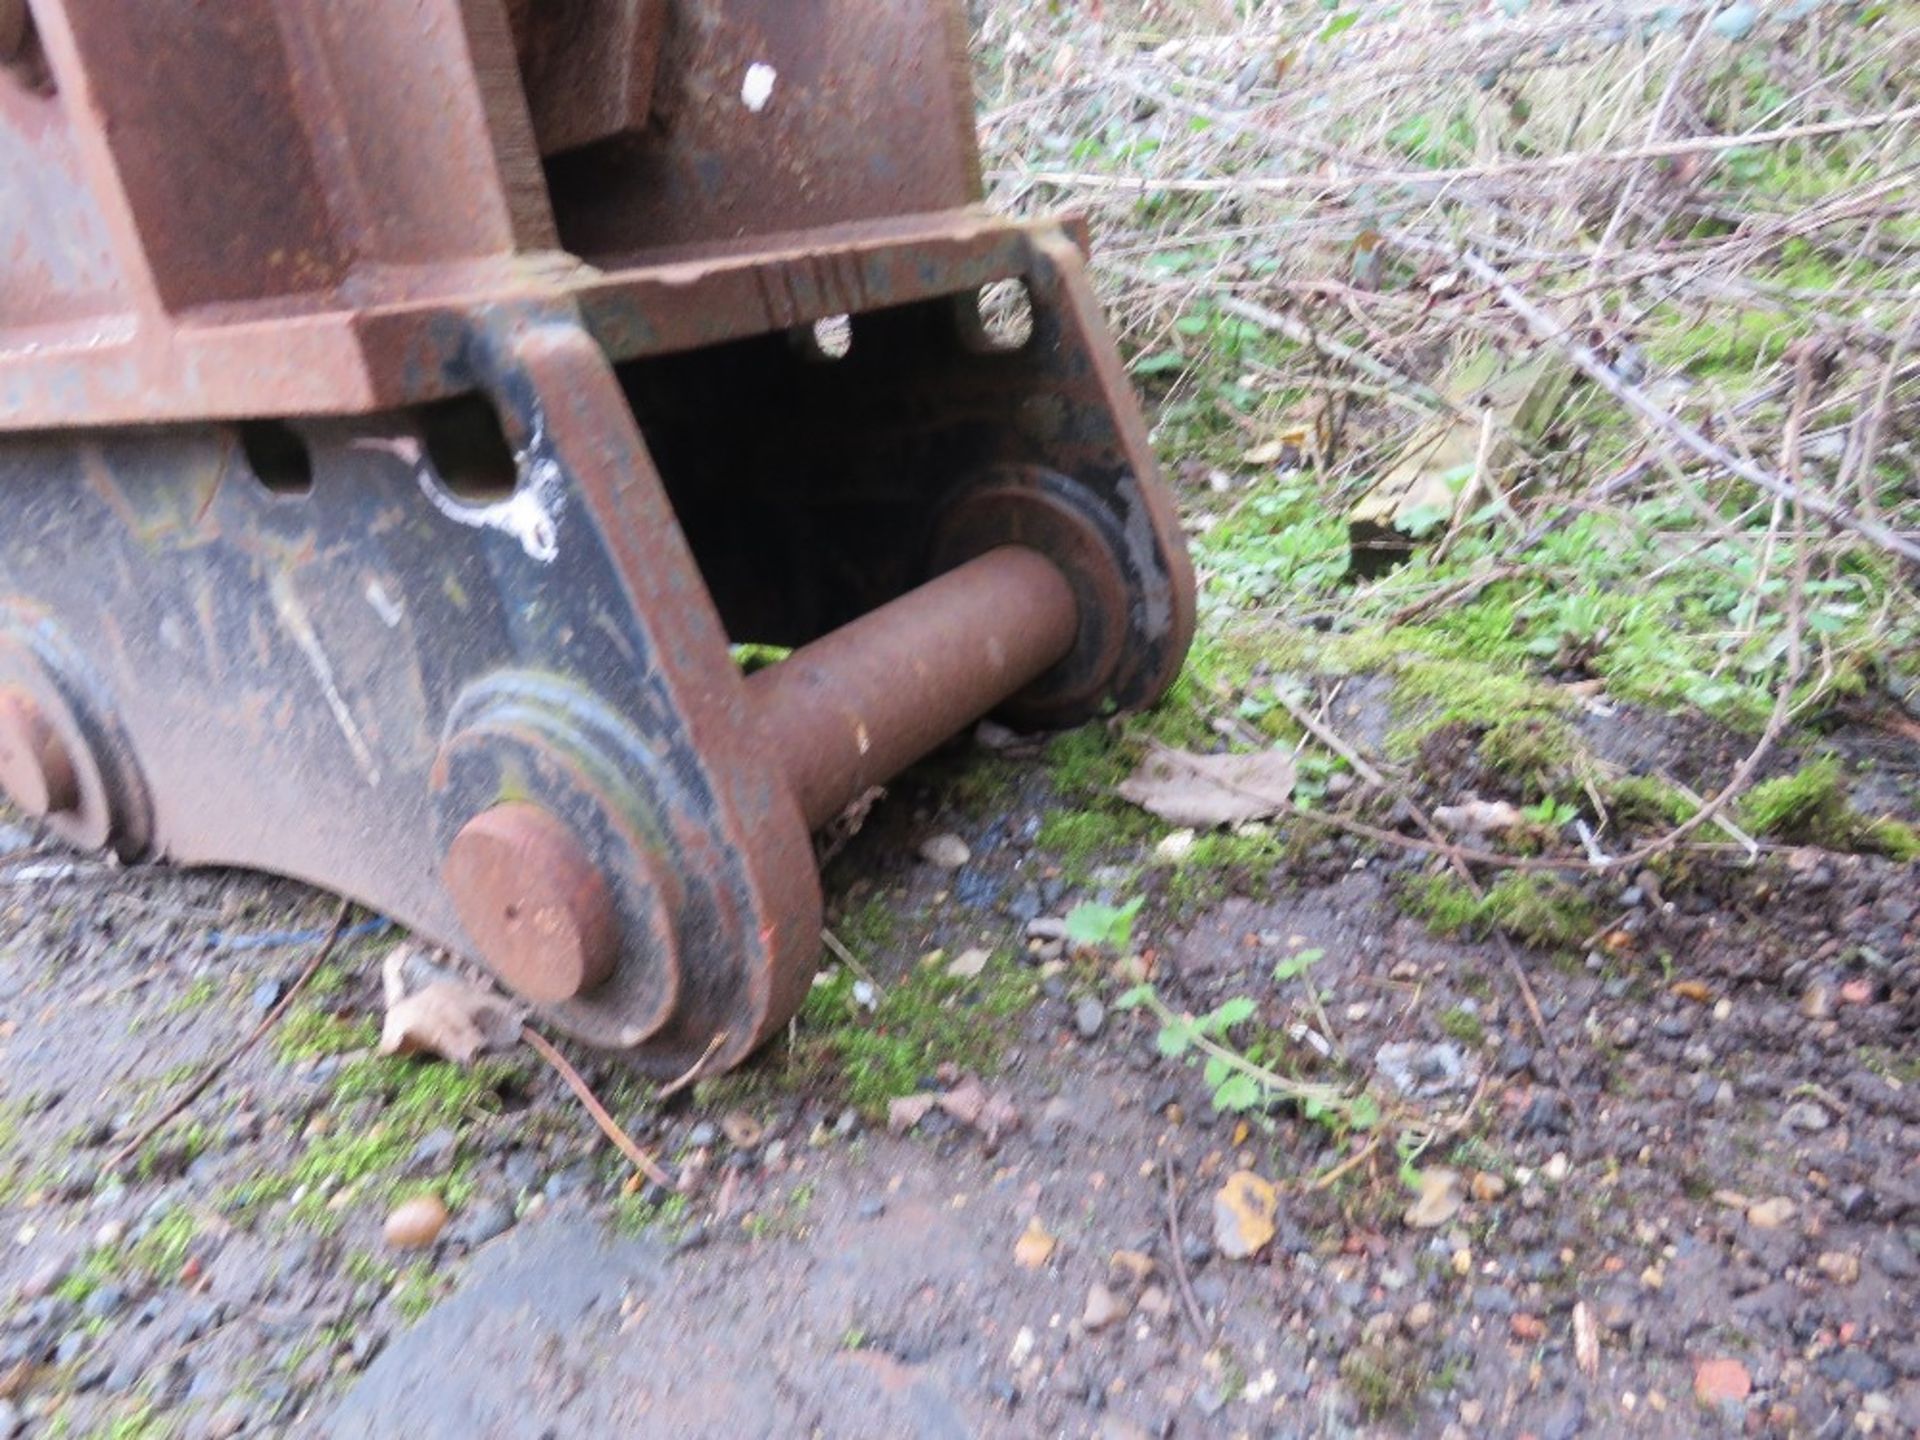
[1475,712,1588,801]
[1340,1341,1425,1423]
[1404,872,1599,951]
[1604,774,1699,830]
[789,955,1038,1117]
[1736,758,1920,860]
[1160,828,1290,915]
[223,1052,527,1225]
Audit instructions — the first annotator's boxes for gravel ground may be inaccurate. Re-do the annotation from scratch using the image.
[0,721,1915,1438]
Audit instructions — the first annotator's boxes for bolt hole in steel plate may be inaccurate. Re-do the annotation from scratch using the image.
[0,609,153,858]
[928,469,1132,728]
[796,314,853,362]
[416,396,520,504]
[237,420,315,497]
[960,279,1036,354]
[0,0,53,93]
[0,687,78,818]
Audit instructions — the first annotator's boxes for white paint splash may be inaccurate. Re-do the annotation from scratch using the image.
[364,578,404,629]
[271,571,382,788]
[742,62,777,113]
[414,415,564,564]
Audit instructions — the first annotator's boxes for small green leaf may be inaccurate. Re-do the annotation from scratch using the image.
[1272,946,1326,982]
[1156,1020,1197,1058]
[1207,996,1257,1032]
[1398,501,1452,539]
[1318,10,1360,40]
[1115,984,1157,1010]
[1065,897,1145,952]
[1214,1073,1264,1112]
[1347,1092,1382,1131]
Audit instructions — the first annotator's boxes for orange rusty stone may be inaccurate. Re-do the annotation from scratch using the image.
[1693,1357,1752,1407]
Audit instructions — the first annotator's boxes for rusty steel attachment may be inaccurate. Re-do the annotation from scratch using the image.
[0,0,1195,1073]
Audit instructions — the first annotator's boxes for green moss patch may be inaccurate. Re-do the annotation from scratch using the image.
[791,956,1038,1117]
[1404,872,1598,950]
[1738,758,1919,860]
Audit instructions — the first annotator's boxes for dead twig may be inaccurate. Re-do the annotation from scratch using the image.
[1310,1131,1385,1192]
[109,898,352,1172]
[821,927,886,999]
[1460,249,1920,563]
[998,104,1920,199]
[1380,564,1528,627]
[1212,292,1449,412]
[521,1025,676,1192]
[1269,686,1389,791]
[654,1030,730,1104]
[1163,1158,1212,1345]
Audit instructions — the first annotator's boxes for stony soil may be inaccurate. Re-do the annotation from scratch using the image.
[0,720,1915,1439]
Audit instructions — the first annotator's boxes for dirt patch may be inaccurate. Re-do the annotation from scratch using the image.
[1,711,1916,1437]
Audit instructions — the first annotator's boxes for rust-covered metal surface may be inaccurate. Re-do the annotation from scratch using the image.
[0,0,1194,1071]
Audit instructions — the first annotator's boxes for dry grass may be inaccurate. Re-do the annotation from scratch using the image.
[971,0,1919,813]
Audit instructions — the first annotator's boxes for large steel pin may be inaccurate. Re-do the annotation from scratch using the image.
[748,546,1080,830]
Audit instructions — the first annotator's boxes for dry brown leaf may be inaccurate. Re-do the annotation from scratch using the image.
[945,947,991,980]
[1405,1168,1464,1229]
[1348,353,1576,573]
[1213,1170,1279,1260]
[1014,1217,1057,1269]
[1116,744,1296,829]
[380,981,525,1066]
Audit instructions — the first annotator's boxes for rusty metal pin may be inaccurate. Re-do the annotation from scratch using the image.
[0,690,80,818]
[749,546,1080,831]
[442,803,623,1005]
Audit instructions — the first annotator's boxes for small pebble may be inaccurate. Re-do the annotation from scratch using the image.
[1074,998,1107,1041]
[1780,1099,1830,1132]
[1747,1196,1797,1230]
[383,1195,449,1250]
[918,834,971,870]
[1082,1283,1128,1331]
[1815,1251,1860,1286]
[456,1199,515,1249]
